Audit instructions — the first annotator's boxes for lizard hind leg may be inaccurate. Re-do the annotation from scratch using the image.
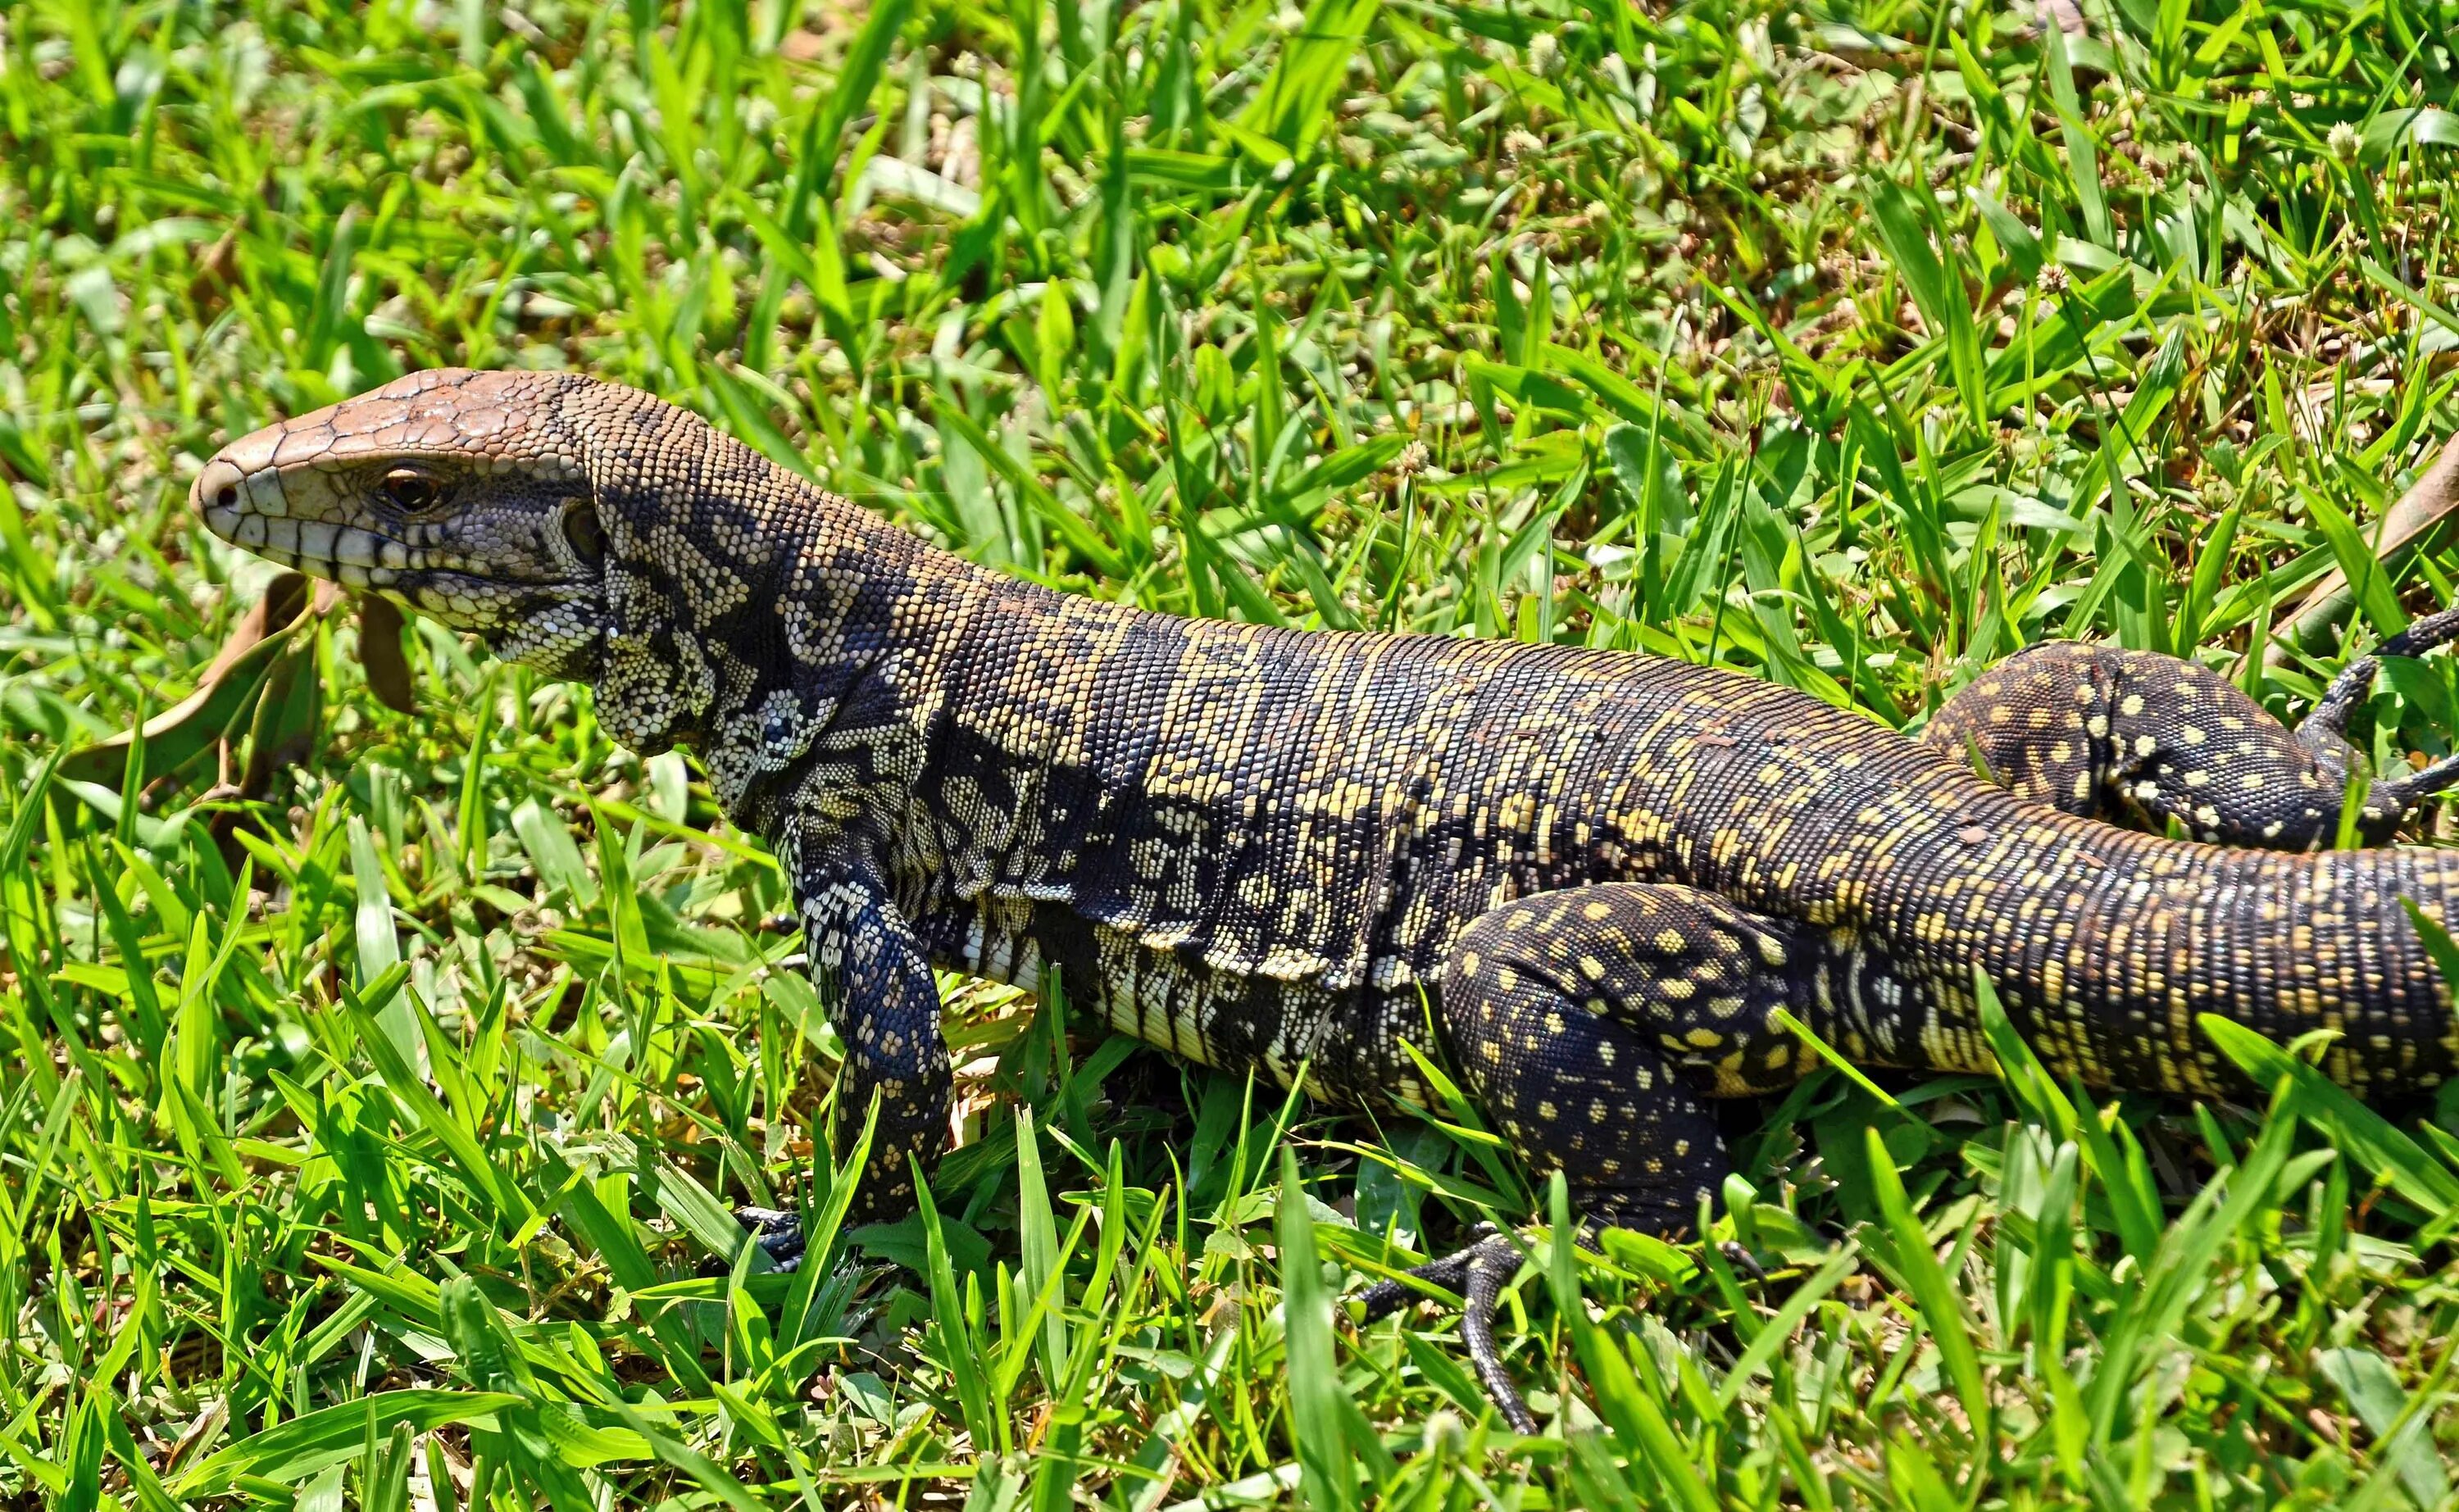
[1358,883,1804,1433]
[1923,635,2459,850]
[2298,604,2459,831]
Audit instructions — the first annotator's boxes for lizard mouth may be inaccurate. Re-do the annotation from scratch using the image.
[207,500,428,590]
[194,457,585,598]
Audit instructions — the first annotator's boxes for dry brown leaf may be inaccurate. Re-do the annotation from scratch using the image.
[359,595,419,714]
[61,571,335,789]
[2268,432,2459,665]
[64,574,416,806]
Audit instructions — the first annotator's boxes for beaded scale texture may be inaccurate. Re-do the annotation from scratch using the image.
[196,368,2459,1427]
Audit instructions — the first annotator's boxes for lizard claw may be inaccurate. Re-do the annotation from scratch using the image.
[734,1206,807,1272]
[1357,1225,1539,1434]
[1719,1239,1769,1283]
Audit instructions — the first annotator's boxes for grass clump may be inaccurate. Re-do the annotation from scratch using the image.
[7,0,2459,1504]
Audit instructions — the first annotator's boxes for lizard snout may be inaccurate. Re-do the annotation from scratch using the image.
[194,457,246,538]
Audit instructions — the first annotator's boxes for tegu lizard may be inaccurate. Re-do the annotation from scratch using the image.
[193,368,2459,1431]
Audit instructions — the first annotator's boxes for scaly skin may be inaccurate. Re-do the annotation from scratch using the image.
[195,369,2459,1431]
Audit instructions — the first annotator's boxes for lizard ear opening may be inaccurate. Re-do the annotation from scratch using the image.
[561,501,607,568]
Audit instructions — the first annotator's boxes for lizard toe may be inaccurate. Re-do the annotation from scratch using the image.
[1356,1228,1538,1434]
[734,1206,807,1272]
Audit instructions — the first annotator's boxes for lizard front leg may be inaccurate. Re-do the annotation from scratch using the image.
[742,828,951,1268]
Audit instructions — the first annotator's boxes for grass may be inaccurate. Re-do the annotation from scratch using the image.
[5,0,2459,1503]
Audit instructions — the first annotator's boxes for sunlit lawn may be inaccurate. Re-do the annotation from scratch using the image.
[6,0,2459,1504]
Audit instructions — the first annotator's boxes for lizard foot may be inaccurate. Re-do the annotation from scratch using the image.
[734,1206,807,1272]
[2303,602,2459,821]
[1357,1226,1761,1436]
[1357,1226,1539,1434]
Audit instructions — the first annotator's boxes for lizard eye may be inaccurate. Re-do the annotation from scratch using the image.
[561,502,607,567]
[382,468,439,511]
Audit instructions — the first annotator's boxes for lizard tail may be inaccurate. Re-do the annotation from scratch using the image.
[1917,818,2459,1096]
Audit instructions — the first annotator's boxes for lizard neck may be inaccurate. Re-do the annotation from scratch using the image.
[580,411,1008,827]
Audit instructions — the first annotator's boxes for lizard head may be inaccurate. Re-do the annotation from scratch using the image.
[199,366,895,764]
[194,367,616,679]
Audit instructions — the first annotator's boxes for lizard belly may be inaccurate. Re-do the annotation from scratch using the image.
[912,886,1425,1106]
